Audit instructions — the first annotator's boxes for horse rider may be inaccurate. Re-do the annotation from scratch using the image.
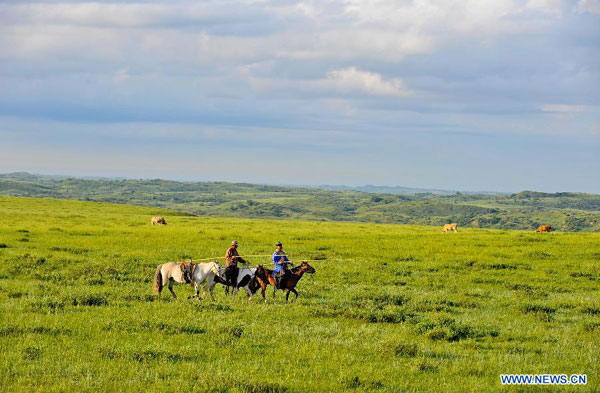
[272,241,292,288]
[225,240,248,287]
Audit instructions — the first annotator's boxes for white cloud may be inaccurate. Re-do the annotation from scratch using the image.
[240,67,412,99]
[113,67,130,83]
[541,104,600,113]
[525,0,566,14]
[0,0,597,136]
[1,3,223,28]
[0,0,561,65]
[540,104,600,122]
[577,0,600,14]
[323,67,410,97]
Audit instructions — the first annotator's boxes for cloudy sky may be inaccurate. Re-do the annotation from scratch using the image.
[1,0,599,192]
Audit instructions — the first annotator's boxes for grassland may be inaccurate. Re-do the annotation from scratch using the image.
[2,172,600,232]
[0,196,599,392]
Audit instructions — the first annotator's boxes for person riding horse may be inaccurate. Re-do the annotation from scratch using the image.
[225,240,248,287]
[273,241,292,289]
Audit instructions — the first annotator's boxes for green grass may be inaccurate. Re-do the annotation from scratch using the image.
[0,196,599,392]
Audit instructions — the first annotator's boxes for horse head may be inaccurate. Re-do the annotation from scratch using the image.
[212,260,223,278]
[255,264,267,280]
[299,261,316,274]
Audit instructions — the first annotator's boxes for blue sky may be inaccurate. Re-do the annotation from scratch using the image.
[1,0,599,192]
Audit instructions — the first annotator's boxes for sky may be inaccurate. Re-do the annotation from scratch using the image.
[1,0,599,193]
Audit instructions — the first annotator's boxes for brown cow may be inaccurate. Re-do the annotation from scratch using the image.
[536,225,552,232]
[442,223,458,233]
[151,216,167,226]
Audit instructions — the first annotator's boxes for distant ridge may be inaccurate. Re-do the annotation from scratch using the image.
[1,172,598,232]
[312,184,506,196]
[3,172,503,195]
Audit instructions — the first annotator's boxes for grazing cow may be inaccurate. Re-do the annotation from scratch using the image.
[442,223,458,233]
[151,216,167,226]
[536,225,552,233]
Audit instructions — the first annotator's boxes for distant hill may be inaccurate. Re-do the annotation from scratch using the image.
[1,172,599,232]
[314,184,456,195]
[313,184,506,195]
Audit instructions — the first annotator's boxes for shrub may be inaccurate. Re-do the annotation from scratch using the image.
[23,346,41,360]
[522,304,556,314]
[393,343,419,357]
[72,294,108,307]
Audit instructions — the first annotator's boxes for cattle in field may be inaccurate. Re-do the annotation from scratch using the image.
[151,216,167,226]
[442,223,458,233]
[536,225,552,232]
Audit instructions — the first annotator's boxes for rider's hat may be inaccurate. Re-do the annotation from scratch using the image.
[275,241,282,247]
[231,240,238,246]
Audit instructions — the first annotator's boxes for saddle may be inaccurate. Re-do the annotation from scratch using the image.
[179,260,196,285]
[275,266,291,289]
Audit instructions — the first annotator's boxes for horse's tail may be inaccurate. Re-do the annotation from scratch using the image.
[153,265,163,294]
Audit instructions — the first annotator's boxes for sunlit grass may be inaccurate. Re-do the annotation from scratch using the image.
[0,196,598,392]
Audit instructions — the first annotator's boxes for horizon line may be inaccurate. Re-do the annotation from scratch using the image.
[3,171,599,196]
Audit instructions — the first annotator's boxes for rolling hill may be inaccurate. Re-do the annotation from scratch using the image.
[1,172,599,232]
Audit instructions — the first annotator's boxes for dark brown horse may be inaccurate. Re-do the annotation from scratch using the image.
[255,262,315,303]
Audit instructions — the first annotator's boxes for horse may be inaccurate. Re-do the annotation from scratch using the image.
[217,265,260,301]
[254,262,315,303]
[151,216,167,225]
[153,260,221,300]
[188,261,224,301]
[442,223,458,233]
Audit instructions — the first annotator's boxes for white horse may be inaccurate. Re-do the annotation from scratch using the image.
[219,266,260,301]
[153,261,222,300]
[189,261,225,301]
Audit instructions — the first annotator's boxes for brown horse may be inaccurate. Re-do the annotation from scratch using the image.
[254,262,315,303]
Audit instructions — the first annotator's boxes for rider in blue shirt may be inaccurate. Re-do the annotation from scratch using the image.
[272,241,292,288]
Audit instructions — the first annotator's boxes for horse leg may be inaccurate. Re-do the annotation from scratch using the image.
[200,282,208,300]
[290,288,299,302]
[205,276,216,302]
[188,282,198,299]
[245,286,253,301]
[209,283,216,301]
[168,280,177,299]
[261,286,266,303]
[285,289,290,303]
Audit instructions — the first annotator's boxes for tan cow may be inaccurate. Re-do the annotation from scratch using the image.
[536,225,552,232]
[151,216,167,226]
[442,223,458,233]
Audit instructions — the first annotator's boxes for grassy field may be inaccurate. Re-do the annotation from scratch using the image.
[0,196,598,392]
